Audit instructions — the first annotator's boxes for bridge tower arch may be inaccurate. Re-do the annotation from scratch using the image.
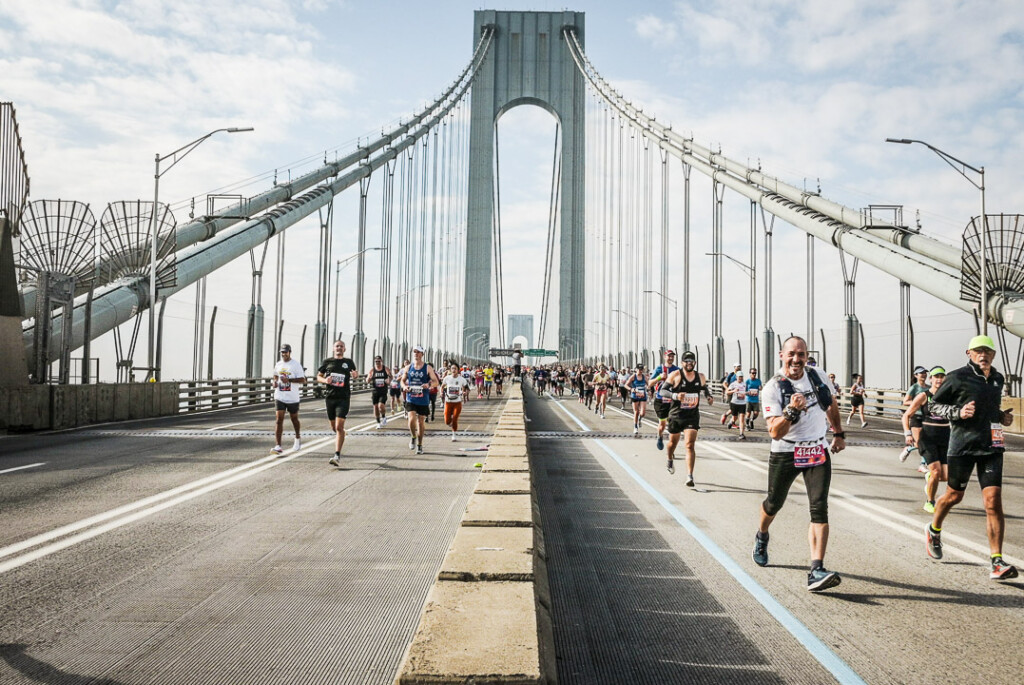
[464,10,586,361]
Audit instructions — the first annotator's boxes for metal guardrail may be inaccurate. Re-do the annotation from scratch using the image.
[177,376,372,413]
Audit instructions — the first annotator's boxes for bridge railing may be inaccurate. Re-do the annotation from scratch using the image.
[177,377,372,413]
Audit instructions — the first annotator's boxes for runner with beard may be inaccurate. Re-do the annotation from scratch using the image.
[659,353,714,485]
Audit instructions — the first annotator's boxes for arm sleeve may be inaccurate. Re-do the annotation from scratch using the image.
[929,374,961,419]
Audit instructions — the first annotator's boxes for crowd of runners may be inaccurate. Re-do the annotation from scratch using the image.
[267,333,1017,590]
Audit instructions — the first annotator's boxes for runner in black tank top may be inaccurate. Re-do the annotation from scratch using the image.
[660,352,714,485]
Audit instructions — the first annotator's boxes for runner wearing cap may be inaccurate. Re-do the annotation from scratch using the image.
[625,363,649,435]
[720,363,742,427]
[317,340,358,467]
[925,335,1017,580]
[648,350,680,451]
[399,345,440,455]
[902,366,950,512]
[726,371,748,440]
[592,364,612,418]
[271,344,305,455]
[745,368,763,430]
[659,353,714,485]
[366,356,393,429]
[900,366,931,467]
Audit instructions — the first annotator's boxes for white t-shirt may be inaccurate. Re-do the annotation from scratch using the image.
[728,380,747,405]
[761,367,834,454]
[273,358,306,404]
[442,375,469,402]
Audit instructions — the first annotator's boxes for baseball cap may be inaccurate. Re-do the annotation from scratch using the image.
[681,351,696,362]
[929,366,947,376]
[279,344,291,352]
[665,349,676,355]
[734,363,742,368]
[374,355,383,361]
[967,335,996,351]
[914,365,928,375]
[413,345,425,353]
[737,371,745,377]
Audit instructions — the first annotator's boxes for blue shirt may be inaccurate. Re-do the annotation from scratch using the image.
[745,378,763,403]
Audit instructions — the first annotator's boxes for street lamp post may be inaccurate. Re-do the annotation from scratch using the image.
[148,126,253,381]
[643,289,678,355]
[706,251,755,369]
[332,246,384,347]
[886,138,988,333]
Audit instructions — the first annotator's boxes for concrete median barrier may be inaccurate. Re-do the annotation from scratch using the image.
[396,382,556,684]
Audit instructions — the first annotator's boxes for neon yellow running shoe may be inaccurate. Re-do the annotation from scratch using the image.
[923,500,935,513]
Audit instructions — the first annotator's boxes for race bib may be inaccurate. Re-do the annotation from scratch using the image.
[680,393,700,409]
[375,378,386,387]
[631,391,647,401]
[408,384,424,397]
[991,423,1005,449]
[329,373,346,388]
[794,444,827,469]
[748,388,759,397]
[446,386,461,400]
[390,380,400,389]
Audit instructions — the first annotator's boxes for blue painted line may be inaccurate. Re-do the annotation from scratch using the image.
[591,438,866,685]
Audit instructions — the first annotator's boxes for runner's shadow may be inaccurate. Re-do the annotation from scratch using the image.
[829,572,1024,605]
[0,643,129,685]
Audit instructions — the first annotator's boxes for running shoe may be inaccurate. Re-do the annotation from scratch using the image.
[845,416,851,426]
[685,474,695,488]
[738,434,746,440]
[752,533,769,567]
[416,444,424,455]
[923,500,936,513]
[861,421,867,428]
[601,413,605,419]
[991,558,1019,580]
[329,454,340,467]
[666,459,674,474]
[451,434,456,442]
[292,439,302,451]
[924,470,932,494]
[409,438,416,451]
[807,567,842,592]
[720,414,729,426]
[917,463,928,474]
[656,435,664,451]
[633,425,639,435]
[271,445,283,455]
[899,445,917,462]
[926,526,943,560]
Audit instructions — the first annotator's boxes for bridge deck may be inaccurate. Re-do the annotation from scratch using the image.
[527,385,1024,684]
[0,392,503,684]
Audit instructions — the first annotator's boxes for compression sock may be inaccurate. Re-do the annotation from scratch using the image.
[810,559,824,571]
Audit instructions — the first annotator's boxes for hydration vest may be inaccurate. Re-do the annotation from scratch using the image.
[774,368,833,413]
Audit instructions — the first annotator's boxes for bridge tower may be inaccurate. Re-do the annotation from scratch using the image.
[464,10,586,361]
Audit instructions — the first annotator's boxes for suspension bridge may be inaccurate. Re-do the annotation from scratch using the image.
[2,9,1023,685]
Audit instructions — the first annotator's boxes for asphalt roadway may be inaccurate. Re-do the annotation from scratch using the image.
[527,384,1024,685]
[0,390,504,684]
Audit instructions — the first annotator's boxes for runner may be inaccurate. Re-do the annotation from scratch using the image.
[617,368,630,409]
[494,365,504,396]
[441,363,470,441]
[626,363,649,435]
[316,340,358,467]
[648,350,680,451]
[720,363,742,427]
[399,345,440,455]
[512,350,523,382]
[726,371,748,440]
[366,355,392,429]
[659,352,714,484]
[592,364,612,418]
[901,366,931,470]
[461,365,472,402]
[745,368,763,431]
[483,364,495,399]
[474,365,485,399]
[925,335,1017,580]
[388,366,403,415]
[752,335,846,592]
[846,373,867,427]
[271,343,305,455]
[582,366,596,409]
[902,366,950,513]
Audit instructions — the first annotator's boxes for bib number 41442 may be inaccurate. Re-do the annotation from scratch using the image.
[794,444,827,469]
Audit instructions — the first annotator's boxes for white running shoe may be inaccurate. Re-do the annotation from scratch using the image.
[899,445,917,463]
[451,434,457,442]
[846,416,851,425]
[292,439,302,451]
[271,445,283,455]
[633,425,639,434]
[329,454,340,467]
[861,421,867,428]
[409,437,416,450]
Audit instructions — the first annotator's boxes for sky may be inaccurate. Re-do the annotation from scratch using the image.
[4,0,1024,387]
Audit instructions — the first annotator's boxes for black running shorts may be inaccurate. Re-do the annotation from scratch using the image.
[371,388,389,405]
[947,451,1002,491]
[275,400,299,414]
[405,402,430,417]
[667,411,700,434]
[326,395,350,421]
[654,400,672,420]
[730,403,746,416]
[762,451,831,524]
[918,426,949,466]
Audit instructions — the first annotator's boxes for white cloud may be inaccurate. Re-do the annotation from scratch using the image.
[632,14,678,46]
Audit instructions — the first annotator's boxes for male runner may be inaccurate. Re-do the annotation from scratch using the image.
[494,365,504,396]
[726,371,748,439]
[271,343,305,454]
[720,363,742,427]
[648,350,679,451]
[752,336,846,592]
[400,345,440,454]
[388,367,403,415]
[317,340,358,467]
[903,366,949,512]
[582,366,596,409]
[366,355,392,429]
[745,368,763,430]
[926,336,1017,580]
[483,364,495,399]
[659,353,714,484]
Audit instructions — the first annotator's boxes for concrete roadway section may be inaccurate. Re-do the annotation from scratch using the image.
[0,390,506,684]
[528,385,1023,685]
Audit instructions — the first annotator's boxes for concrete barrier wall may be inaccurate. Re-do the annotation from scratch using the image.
[0,382,179,431]
[396,383,556,684]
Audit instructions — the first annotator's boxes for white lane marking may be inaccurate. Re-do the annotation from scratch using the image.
[546,393,592,432]
[871,429,906,436]
[205,421,256,432]
[0,463,45,475]
[701,441,1019,567]
[0,436,334,574]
